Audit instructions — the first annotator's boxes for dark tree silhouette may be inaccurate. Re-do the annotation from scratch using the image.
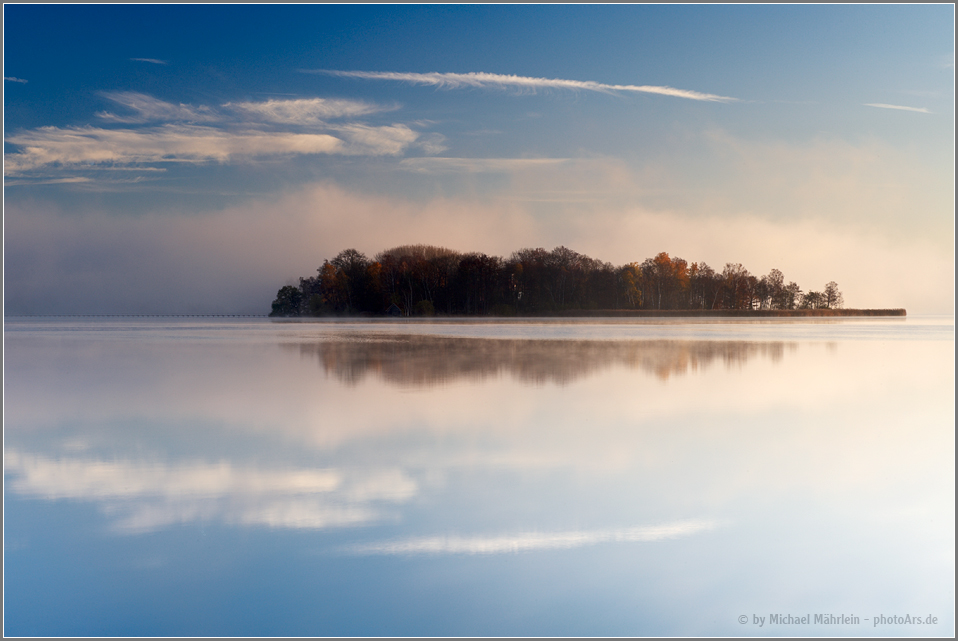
[824,282,844,309]
[269,285,303,317]
[271,244,848,316]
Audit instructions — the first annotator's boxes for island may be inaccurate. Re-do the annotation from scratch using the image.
[270,245,904,317]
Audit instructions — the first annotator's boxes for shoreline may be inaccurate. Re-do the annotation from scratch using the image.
[5,308,907,320]
[540,309,906,317]
[268,308,908,319]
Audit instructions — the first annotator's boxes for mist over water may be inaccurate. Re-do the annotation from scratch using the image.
[4,317,954,636]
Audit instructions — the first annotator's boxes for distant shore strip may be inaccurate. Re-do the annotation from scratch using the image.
[545,309,906,317]
[7,310,905,319]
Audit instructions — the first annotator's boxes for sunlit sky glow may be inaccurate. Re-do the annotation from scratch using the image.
[3,5,954,314]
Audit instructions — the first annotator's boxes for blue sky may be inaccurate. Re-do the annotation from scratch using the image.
[4,5,954,314]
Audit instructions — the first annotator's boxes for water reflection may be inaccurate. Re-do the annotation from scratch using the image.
[344,519,722,555]
[295,335,797,386]
[4,449,416,533]
[3,319,953,636]
[5,332,810,537]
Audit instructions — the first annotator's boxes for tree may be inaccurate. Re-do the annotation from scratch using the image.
[763,268,785,310]
[456,252,504,315]
[544,246,581,308]
[584,261,618,310]
[330,249,370,312]
[688,262,720,309]
[509,248,551,312]
[720,263,752,309]
[269,285,302,317]
[414,299,435,316]
[823,281,844,309]
[620,263,644,309]
[783,282,802,310]
[800,291,824,309]
[318,261,347,312]
[274,244,848,316]
[649,252,671,309]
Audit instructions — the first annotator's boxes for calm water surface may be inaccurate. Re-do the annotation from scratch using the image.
[4,316,954,636]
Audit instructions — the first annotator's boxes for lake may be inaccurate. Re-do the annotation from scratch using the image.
[3,316,954,636]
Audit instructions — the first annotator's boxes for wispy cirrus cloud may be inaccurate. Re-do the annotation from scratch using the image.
[96,91,219,123]
[3,176,93,186]
[130,57,167,65]
[305,69,737,102]
[864,103,930,114]
[5,125,353,173]
[225,97,391,124]
[99,92,391,126]
[346,519,722,555]
[4,76,28,83]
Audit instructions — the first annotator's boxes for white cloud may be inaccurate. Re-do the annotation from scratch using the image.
[96,91,218,123]
[346,519,722,555]
[4,124,348,172]
[864,103,930,114]
[333,123,420,156]
[4,176,94,186]
[4,76,28,83]
[4,124,426,174]
[414,132,449,155]
[307,69,737,102]
[224,97,387,124]
[130,57,168,65]
[100,93,390,126]
[6,93,423,173]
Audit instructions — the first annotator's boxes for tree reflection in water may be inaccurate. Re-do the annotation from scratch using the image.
[293,336,801,387]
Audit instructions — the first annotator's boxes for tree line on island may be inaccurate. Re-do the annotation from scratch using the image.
[270,244,844,317]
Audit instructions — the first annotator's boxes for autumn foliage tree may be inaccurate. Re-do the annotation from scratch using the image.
[269,245,844,316]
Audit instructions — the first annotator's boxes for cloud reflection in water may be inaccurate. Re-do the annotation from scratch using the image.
[4,449,416,533]
[346,519,723,555]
